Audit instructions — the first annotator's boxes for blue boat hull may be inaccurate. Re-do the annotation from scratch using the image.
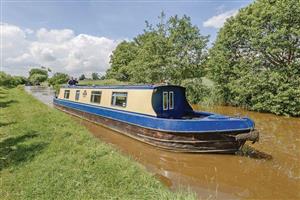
[53,99,255,133]
[53,98,259,153]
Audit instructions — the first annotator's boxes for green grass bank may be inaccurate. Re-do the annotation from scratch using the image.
[0,87,195,200]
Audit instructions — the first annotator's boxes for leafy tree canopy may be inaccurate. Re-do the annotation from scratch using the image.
[29,68,48,77]
[48,73,69,86]
[106,12,209,84]
[208,0,300,116]
[28,68,48,85]
[106,41,138,81]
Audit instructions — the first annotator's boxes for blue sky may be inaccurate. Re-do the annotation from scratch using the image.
[1,0,253,76]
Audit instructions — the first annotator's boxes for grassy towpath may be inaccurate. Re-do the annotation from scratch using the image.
[0,87,195,200]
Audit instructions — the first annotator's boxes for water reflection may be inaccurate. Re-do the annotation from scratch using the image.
[25,86,55,107]
[26,86,300,200]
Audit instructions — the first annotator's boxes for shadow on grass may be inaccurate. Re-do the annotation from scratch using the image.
[236,145,273,160]
[0,90,8,94]
[0,121,16,127]
[0,132,48,171]
[0,100,18,108]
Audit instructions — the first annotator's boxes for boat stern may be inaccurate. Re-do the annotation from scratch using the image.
[235,129,259,144]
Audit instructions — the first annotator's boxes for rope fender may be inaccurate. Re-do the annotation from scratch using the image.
[235,129,259,144]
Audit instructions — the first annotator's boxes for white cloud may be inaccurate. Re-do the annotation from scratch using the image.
[203,9,238,29]
[36,28,74,43]
[1,23,120,77]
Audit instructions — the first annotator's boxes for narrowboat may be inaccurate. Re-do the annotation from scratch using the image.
[53,85,259,153]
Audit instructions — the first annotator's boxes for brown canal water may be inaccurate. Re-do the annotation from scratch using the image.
[26,86,300,200]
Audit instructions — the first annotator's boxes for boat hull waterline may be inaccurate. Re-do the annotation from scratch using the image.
[54,101,259,153]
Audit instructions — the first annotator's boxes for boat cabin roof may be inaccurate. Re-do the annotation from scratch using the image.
[61,84,184,90]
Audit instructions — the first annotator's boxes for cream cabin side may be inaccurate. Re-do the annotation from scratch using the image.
[57,87,157,116]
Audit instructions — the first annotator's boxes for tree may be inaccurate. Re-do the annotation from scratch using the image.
[91,73,99,80]
[208,0,300,116]
[29,68,48,77]
[48,73,69,86]
[106,41,138,81]
[29,73,48,85]
[128,31,169,83]
[106,13,208,85]
[79,74,86,80]
[28,68,48,85]
[166,15,208,83]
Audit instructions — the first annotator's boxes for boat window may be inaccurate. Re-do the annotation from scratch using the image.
[90,91,102,104]
[75,90,80,101]
[169,91,174,109]
[163,92,168,110]
[111,92,127,107]
[64,90,70,99]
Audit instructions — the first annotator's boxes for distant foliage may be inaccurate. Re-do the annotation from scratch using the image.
[106,13,209,102]
[29,74,47,85]
[48,73,69,86]
[208,0,300,116]
[92,73,100,80]
[181,78,210,104]
[79,78,130,86]
[0,72,27,87]
[28,68,48,85]
[79,74,86,80]
[29,68,48,77]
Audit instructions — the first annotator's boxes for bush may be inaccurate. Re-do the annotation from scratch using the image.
[181,78,210,104]
[0,72,27,87]
[13,76,28,85]
[228,70,300,116]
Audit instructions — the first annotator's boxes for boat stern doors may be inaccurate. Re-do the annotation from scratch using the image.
[151,86,193,118]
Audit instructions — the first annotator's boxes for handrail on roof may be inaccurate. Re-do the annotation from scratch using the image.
[61,84,156,89]
[60,83,184,90]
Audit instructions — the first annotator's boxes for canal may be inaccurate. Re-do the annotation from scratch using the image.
[26,86,300,200]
